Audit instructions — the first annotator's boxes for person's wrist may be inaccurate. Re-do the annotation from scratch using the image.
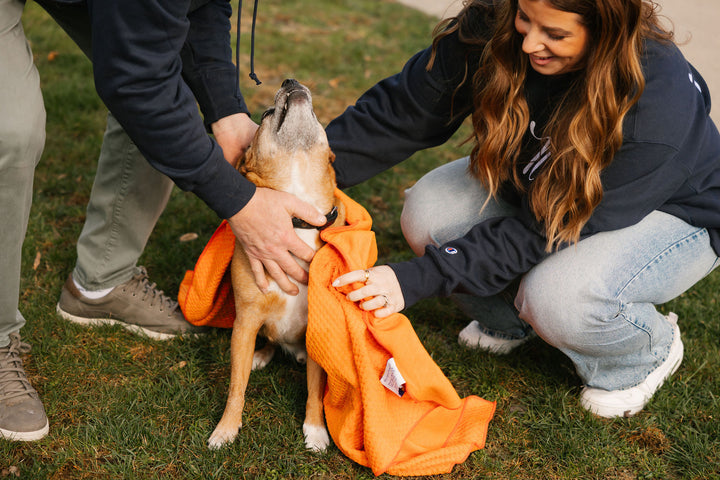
[211,112,253,136]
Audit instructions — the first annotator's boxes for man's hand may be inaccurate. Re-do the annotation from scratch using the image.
[211,113,258,167]
[227,187,327,295]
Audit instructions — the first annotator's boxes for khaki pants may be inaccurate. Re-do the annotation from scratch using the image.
[0,0,174,346]
[0,0,45,346]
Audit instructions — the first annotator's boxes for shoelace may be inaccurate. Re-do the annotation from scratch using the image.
[0,333,36,402]
[122,268,178,313]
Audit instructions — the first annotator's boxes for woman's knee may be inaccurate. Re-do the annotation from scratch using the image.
[401,181,442,255]
[402,157,505,255]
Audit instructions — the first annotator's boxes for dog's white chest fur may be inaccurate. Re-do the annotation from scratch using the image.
[265,226,319,353]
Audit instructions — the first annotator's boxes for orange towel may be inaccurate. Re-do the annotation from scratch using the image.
[178,190,495,476]
[178,219,236,329]
[308,190,495,476]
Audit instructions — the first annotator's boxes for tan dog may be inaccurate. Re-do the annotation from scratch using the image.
[207,79,343,451]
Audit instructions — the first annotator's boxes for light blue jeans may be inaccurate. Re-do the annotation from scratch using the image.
[401,157,720,391]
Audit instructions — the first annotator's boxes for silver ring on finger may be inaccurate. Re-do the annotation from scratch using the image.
[379,294,389,308]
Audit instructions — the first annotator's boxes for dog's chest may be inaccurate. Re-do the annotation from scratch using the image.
[262,227,320,346]
[262,283,309,346]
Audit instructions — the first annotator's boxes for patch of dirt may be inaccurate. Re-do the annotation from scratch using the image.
[627,426,670,454]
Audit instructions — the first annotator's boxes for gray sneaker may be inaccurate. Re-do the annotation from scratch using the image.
[56,267,207,340]
[0,333,49,442]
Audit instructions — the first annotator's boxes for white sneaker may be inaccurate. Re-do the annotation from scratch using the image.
[458,320,530,355]
[580,313,683,418]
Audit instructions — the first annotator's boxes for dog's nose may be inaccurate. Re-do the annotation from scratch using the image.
[282,78,300,89]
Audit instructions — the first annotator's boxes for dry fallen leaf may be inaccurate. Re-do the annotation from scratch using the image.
[170,361,188,371]
[33,251,41,270]
[47,51,59,62]
[1,466,21,477]
[179,232,199,242]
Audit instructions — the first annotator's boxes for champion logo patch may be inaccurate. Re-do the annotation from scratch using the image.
[444,247,458,255]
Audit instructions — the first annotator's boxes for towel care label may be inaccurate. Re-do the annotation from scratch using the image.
[381,358,406,397]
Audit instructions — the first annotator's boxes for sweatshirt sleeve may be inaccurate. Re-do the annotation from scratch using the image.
[326,25,479,188]
[181,0,250,128]
[87,0,255,220]
[390,212,550,308]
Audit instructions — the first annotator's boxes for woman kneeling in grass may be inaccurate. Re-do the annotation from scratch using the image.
[328,0,720,418]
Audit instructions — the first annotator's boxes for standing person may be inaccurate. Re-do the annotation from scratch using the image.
[329,0,720,418]
[1,0,326,442]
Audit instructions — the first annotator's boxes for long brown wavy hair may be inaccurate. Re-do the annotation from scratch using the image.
[430,0,673,250]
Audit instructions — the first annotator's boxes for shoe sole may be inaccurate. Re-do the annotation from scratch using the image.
[0,420,49,442]
[56,304,178,341]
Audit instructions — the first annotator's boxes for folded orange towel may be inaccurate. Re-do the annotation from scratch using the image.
[178,190,495,476]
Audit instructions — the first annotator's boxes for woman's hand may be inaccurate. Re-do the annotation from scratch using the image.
[332,265,405,318]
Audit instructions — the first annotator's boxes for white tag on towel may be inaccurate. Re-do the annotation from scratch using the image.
[381,358,406,397]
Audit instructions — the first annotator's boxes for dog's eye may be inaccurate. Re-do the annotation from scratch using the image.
[261,107,275,121]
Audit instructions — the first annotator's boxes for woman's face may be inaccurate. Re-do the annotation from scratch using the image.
[514,0,589,76]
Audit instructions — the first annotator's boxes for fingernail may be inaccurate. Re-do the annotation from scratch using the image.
[331,280,339,287]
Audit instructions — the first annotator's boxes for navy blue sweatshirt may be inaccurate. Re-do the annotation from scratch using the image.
[40,0,257,220]
[326,12,720,309]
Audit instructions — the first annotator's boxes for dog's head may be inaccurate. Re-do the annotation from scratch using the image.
[241,79,336,203]
[257,79,325,152]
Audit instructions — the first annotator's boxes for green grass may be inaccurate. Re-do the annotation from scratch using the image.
[4,1,720,478]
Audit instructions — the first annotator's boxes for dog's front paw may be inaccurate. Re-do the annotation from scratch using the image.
[207,423,241,450]
[302,423,330,452]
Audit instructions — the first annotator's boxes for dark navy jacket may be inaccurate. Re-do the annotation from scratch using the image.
[38,0,256,219]
[326,13,720,309]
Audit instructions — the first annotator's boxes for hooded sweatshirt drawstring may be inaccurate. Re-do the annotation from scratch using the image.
[236,0,262,91]
[248,0,262,85]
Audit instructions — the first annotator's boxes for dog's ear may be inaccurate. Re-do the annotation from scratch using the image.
[328,149,336,164]
[237,144,253,175]
[244,171,262,186]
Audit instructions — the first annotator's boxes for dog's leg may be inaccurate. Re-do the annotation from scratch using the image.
[302,356,330,451]
[208,319,260,449]
[283,343,307,365]
[252,343,276,370]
